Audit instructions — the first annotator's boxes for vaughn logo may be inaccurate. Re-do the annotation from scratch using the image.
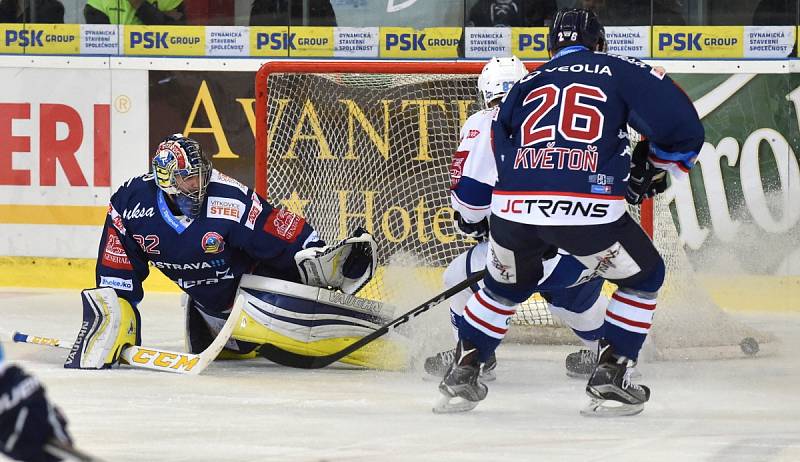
[123,202,155,220]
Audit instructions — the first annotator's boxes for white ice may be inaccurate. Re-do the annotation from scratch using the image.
[1,289,799,462]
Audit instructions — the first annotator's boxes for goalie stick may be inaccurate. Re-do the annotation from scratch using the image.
[10,296,243,376]
[258,270,487,369]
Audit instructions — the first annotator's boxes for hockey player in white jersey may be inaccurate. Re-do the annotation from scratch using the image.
[427,56,610,389]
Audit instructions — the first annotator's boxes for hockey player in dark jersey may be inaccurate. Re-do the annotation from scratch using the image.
[0,343,75,462]
[64,134,404,371]
[436,9,704,416]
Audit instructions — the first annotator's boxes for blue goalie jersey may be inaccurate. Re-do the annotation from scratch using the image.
[491,48,705,226]
[97,170,319,313]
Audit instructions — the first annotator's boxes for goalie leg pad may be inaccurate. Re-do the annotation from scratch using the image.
[234,275,408,370]
[64,288,140,369]
[183,296,259,359]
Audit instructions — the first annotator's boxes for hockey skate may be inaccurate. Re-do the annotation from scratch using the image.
[581,341,650,417]
[433,340,488,414]
[424,348,496,382]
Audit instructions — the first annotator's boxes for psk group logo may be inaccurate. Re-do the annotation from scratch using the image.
[202,232,225,254]
[124,25,205,56]
[654,26,743,58]
[381,27,462,58]
[512,27,549,59]
[0,24,80,54]
[251,26,333,57]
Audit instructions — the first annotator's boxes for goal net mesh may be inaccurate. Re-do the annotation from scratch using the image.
[255,62,773,359]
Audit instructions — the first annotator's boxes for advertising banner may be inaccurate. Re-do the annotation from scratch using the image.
[605,26,650,58]
[654,26,743,58]
[123,25,205,56]
[0,24,81,55]
[0,67,147,257]
[148,71,256,187]
[380,27,462,58]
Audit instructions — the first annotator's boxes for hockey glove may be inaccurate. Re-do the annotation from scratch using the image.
[454,211,489,240]
[626,140,667,205]
[295,227,377,295]
[0,365,72,462]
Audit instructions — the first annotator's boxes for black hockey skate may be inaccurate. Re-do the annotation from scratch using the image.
[565,349,596,379]
[424,348,496,382]
[581,340,650,417]
[433,340,488,414]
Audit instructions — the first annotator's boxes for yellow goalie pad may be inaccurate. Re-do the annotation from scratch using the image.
[232,275,409,370]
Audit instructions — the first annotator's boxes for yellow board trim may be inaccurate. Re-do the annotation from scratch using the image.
[0,257,798,312]
[0,205,107,226]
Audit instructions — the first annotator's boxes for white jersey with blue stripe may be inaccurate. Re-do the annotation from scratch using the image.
[450,107,499,224]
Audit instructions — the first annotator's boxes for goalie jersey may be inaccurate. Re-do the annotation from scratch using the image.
[491,48,705,226]
[97,170,319,313]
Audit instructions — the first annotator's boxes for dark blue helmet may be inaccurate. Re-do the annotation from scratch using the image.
[548,8,604,54]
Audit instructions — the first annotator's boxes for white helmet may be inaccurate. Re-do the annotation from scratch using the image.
[477,56,529,107]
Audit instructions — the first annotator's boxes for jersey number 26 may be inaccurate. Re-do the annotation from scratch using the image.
[521,83,607,146]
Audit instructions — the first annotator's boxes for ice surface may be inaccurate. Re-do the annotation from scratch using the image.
[1,289,798,462]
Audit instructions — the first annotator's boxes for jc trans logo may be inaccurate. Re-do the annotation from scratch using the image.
[255,32,296,50]
[129,31,201,49]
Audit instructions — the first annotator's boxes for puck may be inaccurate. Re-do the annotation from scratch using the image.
[740,337,759,356]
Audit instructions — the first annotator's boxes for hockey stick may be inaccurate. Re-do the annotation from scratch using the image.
[11,295,243,376]
[44,439,105,462]
[258,269,487,369]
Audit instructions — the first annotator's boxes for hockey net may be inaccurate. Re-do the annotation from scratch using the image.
[254,61,772,360]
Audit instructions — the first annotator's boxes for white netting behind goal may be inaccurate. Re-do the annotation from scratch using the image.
[255,61,773,358]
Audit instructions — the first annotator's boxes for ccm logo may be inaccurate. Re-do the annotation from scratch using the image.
[129,349,199,371]
[500,199,609,218]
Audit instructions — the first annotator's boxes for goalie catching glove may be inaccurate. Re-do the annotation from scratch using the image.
[626,139,668,205]
[294,227,377,295]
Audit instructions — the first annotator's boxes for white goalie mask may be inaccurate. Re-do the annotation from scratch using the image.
[477,56,529,107]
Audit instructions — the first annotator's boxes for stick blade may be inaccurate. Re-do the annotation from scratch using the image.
[258,344,333,369]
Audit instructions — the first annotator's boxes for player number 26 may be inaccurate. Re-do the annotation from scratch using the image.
[520,83,607,145]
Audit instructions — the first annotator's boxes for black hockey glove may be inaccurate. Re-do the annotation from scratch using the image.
[0,365,72,462]
[454,211,489,240]
[626,140,667,205]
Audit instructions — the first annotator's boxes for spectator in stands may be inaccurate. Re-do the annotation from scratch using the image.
[250,0,337,26]
[752,0,796,25]
[0,0,64,23]
[466,0,557,27]
[84,0,185,25]
[580,0,685,26]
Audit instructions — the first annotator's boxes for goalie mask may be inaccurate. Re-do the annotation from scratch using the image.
[477,56,529,107]
[152,134,212,218]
